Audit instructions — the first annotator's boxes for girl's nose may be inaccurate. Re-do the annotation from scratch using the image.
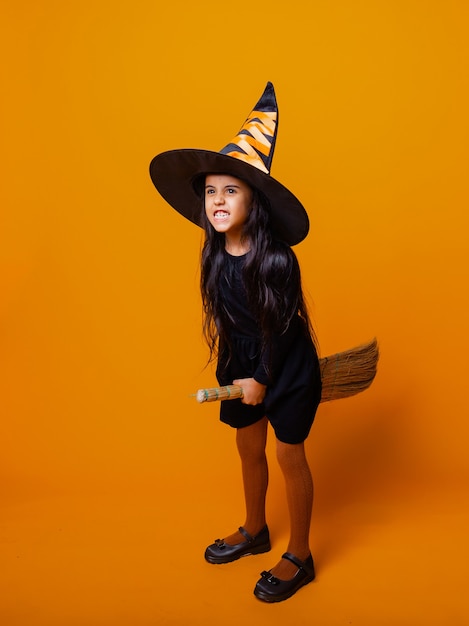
[214,193,224,205]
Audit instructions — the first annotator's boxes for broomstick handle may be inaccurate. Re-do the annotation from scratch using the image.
[196,385,244,403]
[195,338,379,404]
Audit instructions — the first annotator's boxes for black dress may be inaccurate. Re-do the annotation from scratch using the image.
[216,248,322,444]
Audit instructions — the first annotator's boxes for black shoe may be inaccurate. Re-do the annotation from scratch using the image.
[253,552,315,603]
[204,525,271,564]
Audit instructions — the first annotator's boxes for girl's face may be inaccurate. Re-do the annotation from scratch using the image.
[204,174,253,246]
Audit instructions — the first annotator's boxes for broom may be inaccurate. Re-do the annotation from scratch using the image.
[195,338,379,404]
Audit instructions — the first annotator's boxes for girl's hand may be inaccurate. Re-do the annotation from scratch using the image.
[233,378,267,406]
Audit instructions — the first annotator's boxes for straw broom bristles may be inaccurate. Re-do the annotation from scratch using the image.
[319,338,379,402]
[195,338,379,404]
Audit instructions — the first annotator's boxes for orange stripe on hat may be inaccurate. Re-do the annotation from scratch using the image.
[224,110,277,172]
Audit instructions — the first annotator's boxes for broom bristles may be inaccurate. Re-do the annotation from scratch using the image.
[195,338,379,404]
[319,338,379,402]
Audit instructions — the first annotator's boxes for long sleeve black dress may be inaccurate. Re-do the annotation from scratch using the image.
[215,247,322,444]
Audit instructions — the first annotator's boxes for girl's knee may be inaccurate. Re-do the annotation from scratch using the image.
[276,439,307,471]
[236,418,268,459]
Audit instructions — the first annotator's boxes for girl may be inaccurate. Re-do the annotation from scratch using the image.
[150,83,322,602]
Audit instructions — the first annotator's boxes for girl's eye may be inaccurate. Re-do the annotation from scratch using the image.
[227,188,236,194]
[206,189,214,195]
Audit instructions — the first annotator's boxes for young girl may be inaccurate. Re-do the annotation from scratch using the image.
[150,82,322,602]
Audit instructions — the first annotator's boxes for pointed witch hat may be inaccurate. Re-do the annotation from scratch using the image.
[149,82,309,246]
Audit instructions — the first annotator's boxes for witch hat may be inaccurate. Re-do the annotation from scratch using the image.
[149,82,309,246]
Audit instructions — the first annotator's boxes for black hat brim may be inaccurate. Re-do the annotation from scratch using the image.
[149,149,309,246]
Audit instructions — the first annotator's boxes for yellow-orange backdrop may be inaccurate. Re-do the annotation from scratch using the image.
[1,1,468,625]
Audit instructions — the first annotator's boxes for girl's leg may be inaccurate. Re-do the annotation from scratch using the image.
[270,438,313,579]
[222,416,269,545]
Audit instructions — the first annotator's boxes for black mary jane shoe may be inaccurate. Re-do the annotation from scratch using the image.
[204,525,271,564]
[253,552,315,603]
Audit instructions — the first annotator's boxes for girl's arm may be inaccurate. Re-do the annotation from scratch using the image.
[252,246,305,386]
[252,321,301,386]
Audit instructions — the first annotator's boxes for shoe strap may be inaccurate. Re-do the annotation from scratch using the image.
[282,552,314,575]
[239,525,268,542]
[238,526,254,542]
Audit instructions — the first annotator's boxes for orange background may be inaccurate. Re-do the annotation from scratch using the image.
[1,1,468,624]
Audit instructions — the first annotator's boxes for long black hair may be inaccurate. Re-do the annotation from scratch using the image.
[197,176,317,365]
